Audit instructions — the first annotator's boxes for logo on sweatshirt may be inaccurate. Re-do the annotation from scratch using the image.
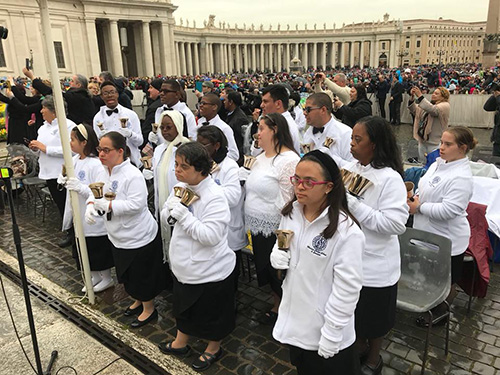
[308,235,328,257]
[78,170,86,181]
[429,176,441,188]
[111,180,119,192]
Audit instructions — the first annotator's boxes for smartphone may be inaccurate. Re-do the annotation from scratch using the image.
[195,81,203,93]
[25,58,31,71]
[23,137,31,146]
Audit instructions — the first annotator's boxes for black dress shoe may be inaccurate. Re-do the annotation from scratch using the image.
[192,348,223,371]
[124,304,143,317]
[58,234,72,248]
[130,309,158,328]
[361,356,383,375]
[158,341,192,357]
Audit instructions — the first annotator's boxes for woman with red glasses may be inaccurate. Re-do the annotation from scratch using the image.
[271,150,364,375]
[239,112,300,324]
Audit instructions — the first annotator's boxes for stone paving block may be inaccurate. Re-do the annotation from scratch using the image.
[494,357,500,370]
[472,362,497,375]
[468,348,495,365]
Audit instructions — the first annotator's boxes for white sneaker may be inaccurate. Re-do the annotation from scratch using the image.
[93,278,114,292]
[81,272,102,293]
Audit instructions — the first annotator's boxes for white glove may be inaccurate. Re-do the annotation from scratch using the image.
[57,174,68,186]
[66,177,90,196]
[270,244,291,270]
[93,198,110,214]
[148,131,159,144]
[238,167,251,182]
[85,204,98,225]
[165,194,182,214]
[119,128,132,138]
[170,202,190,222]
[318,335,341,359]
[142,168,154,180]
[346,192,361,213]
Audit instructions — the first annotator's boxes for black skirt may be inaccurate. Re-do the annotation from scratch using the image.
[451,252,465,284]
[289,343,360,375]
[251,233,282,297]
[355,283,398,339]
[173,266,237,341]
[111,232,168,301]
[73,235,114,271]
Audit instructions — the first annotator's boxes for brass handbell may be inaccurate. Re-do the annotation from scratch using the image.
[347,173,373,197]
[253,133,260,149]
[323,137,336,148]
[167,187,199,225]
[104,192,116,221]
[275,230,294,281]
[173,186,185,199]
[61,164,67,177]
[243,155,257,170]
[97,121,104,131]
[301,143,314,154]
[152,122,159,134]
[340,169,353,185]
[89,182,104,199]
[119,117,128,128]
[141,156,152,170]
[210,160,220,174]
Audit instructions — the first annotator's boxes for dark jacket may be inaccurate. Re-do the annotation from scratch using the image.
[335,98,372,128]
[375,80,390,98]
[32,79,95,125]
[141,97,162,148]
[226,106,249,166]
[390,81,405,103]
[0,93,32,144]
[484,95,500,143]
[10,86,44,138]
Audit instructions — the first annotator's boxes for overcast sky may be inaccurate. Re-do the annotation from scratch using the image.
[173,0,489,28]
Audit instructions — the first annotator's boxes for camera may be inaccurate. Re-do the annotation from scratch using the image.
[0,26,8,40]
[0,79,11,90]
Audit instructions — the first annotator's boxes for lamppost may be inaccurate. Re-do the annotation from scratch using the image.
[436,50,446,66]
[396,50,409,67]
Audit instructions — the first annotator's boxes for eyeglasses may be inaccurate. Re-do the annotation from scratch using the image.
[290,176,330,189]
[199,101,215,106]
[101,91,118,97]
[160,89,177,94]
[303,106,322,114]
[96,147,116,154]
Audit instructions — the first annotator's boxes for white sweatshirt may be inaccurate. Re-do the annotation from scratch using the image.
[92,159,158,249]
[273,202,364,352]
[196,115,240,162]
[344,162,409,287]
[302,116,354,167]
[62,155,107,237]
[36,118,76,180]
[211,157,247,251]
[414,157,473,256]
[163,176,236,284]
[93,104,143,167]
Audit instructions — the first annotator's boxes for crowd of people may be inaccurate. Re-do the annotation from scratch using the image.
[0,63,488,374]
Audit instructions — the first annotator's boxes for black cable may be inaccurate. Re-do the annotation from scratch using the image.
[0,272,38,374]
[54,358,123,375]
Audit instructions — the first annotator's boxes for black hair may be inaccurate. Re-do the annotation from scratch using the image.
[289,91,301,108]
[176,142,212,176]
[101,131,131,160]
[353,84,367,101]
[307,92,333,113]
[163,79,181,92]
[356,116,404,177]
[100,81,118,92]
[282,152,358,239]
[196,125,228,164]
[261,84,289,110]
[204,92,221,111]
[99,71,114,82]
[227,91,242,107]
[261,113,298,157]
[72,123,99,157]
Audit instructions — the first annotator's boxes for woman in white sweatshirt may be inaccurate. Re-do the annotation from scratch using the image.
[158,142,236,372]
[271,150,364,375]
[408,126,476,326]
[345,116,409,375]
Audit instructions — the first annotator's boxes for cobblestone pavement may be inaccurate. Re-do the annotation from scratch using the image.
[0,125,499,375]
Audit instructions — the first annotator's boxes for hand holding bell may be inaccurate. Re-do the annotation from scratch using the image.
[89,182,105,216]
[275,230,294,281]
[167,188,199,225]
[104,192,116,221]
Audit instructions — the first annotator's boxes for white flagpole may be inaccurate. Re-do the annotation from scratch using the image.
[38,0,95,304]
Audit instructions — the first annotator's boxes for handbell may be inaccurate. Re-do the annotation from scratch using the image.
[152,123,159,134]
[173,186,185,199]
[167,187,199,225]
[347,173,373,197]
[119,117,129,128]
[301,143,313,154]
[340,169,353,185]
[89,182,104,199]
[253,133,260,149]
[61,164,67,177]
[243,155,257,170]
[275,229,294,281]
[141,156,152,170]
[210,160,220,174]
[405,181,415,201]
[97,121,104,131]
[104,192,116,221]
[323,137,336,148]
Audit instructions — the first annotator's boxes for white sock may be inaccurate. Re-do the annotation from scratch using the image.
[98,269,112,283]
[90,271,102,286]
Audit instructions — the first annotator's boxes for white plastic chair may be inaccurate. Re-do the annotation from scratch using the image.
[397,228,452,375]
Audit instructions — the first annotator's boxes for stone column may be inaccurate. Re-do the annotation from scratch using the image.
[193,43,200,75]
[277,44,282,72]
[312,42,317,69]
[285,43,290,71]
[83,18,101,75]
[234,44,240,72]
[185,42,193,75]
[389,38,396,68]
[109,20,124,76]
[359,41,365,68]
[243,44,248,73]
[259,44,264,71]
[141,22,154,76]
[373,39,379,67]
[349,42,355,67]
[179,42,186,75]
[174,42,180,75]
[220,44,225,73]
[303,43,308,70]
[339,42,345,67]
[251,44,256,72]
[330,42,337,68]
[294,43,299,59]
[321,42,326,69]
[227,44,233,73]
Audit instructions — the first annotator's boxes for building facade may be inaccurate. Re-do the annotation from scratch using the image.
[0,1,489,78]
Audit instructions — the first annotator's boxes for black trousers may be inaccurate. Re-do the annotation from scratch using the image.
[251,233,282,297]
[46,178,66,219]
[493,142,500,157]
[289,343,360,375]
[389,100,402,124]
[377,96,386,119]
